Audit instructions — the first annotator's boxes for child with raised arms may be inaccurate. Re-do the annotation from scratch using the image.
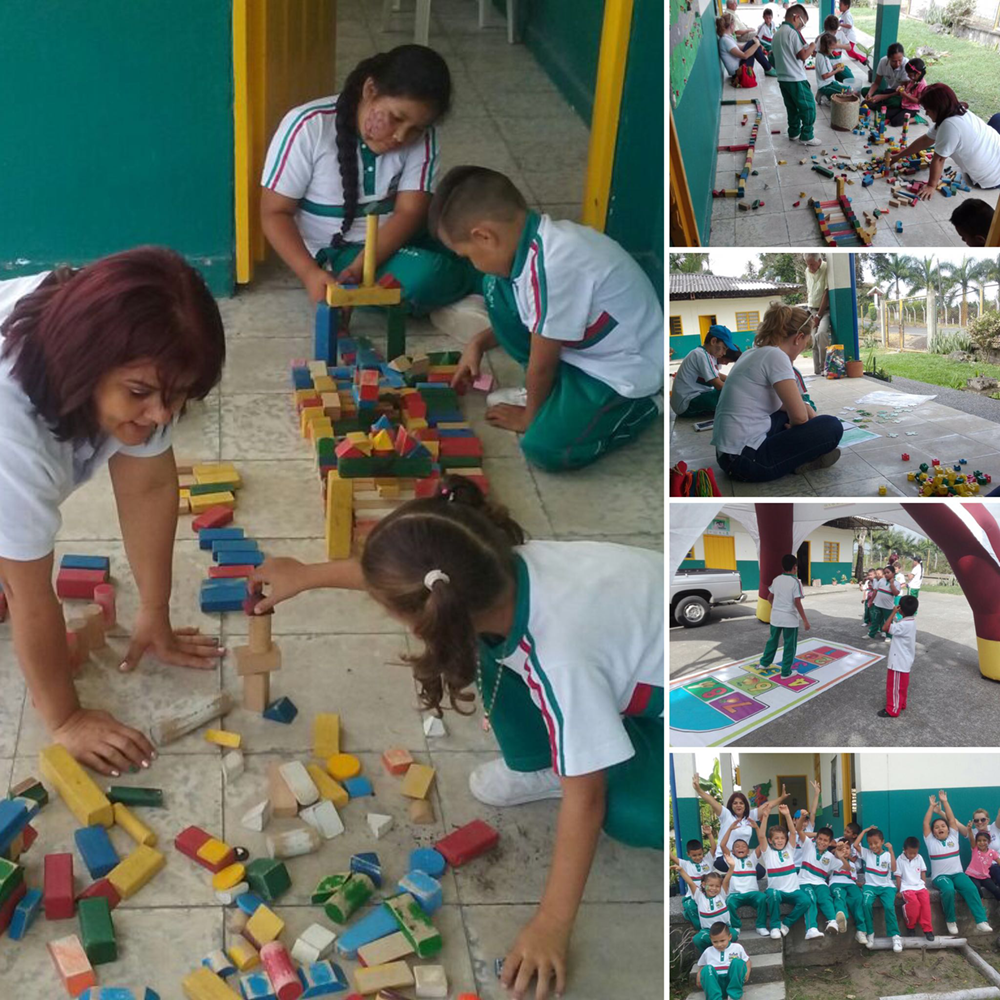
[830,838,870,944]
[757,804,824,940]
[675,867,736,952]
[721,811,770,938]
[796,780,846,934]
[672,826,718,932]
[854,824,902,951]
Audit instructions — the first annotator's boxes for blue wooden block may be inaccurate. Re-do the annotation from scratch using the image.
[263,697,298,724]
[381,368,405,389]
[314,303,339,365]
[236,892,265,916]
[144,991,161,1000]
[329,366,353,380]
[216,550,264,567]
[397,870,442,914]
[350,851,381,887]
[370,414,393,432]
[338,337,358,360]
[60,555,111,572]
[202,948,237,978]
[211,539,260,555]
[239,970,276,1000]
[8,887,42,940]
[0,798,29,854]
[409,847,447,879]
[79,990,137,1000]
[292,367,313,390]
[333,904,399,958]
[436,428,474,438]
[75,825,120,879]
[343,775,373,799]
[198,527,245,550]
[200,581,247,613]
[299,959,349,997]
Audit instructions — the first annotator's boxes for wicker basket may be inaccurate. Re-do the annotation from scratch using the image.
[830,92,860,132]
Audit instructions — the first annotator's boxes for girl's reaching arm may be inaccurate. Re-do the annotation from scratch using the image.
[924,796,938,837]
[767,786,791,810]
[249,557,367,613]
[692,774,724,817]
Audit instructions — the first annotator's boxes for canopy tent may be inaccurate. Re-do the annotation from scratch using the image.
[670,502,1000,680]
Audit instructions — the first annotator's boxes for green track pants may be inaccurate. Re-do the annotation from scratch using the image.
[934,872,988,924]
[683,895,700,930]
[868,605,891,638]
[678,389,722,417]
[760,625,798,675]
[767,887,815,930]
[728,890,769,931]
[694,926,740,952]
[862,884,900,936]
[801,882,837,922]
[832,882,868,933]
[701,958,748,1000]
[779,80,817,141]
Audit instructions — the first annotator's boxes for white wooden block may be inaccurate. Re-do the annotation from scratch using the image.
[241,799,272,833]
[215,880,249,904]
[266,825,322,859]
[279,760,320,806]
[222,749,245,782]
[356,931,414,967]
[291,923,337,965]
[422,715,446,737]
[414,964,449,998]
[301,799,345,840]
[367,812,394,839]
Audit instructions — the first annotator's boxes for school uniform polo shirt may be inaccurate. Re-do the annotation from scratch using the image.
[506,212,664,399]
[762,846,799,892]
[773,22,809,83]
[830,857,859,885]
[925,830,963,878]
[477,540,663,777]
[729,855,760,890]
[875,56,910,91]
[694,888,732,928]
[715,806,761,860]
[873,578,896,610]
[261,94,440,256]
[860,847,894,887]
[768,573,805,629]
[670,346,720,415]
[680,858,714,889]
[886,617,916,673]
[896,853,927,892]
[837,10,856,43]
[0,273,174,562]
[698,942,748,973]
[798,839,835,886]
[909,563,923,590]
[758,21,776,45]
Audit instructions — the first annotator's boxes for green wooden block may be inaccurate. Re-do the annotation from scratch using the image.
[387,456,433,477]
[311,872,350,905]
[323,872,374,924]
[426,351,461,366]
[316,438,337,462]
[0,859,24,907]
[438,456,482,470]
[189,481,240,496]
[78,896,117,965]
[331,416,368,435]
[8,778,48,807]
[387,305,406,362]
[106,786,163,808]
[336,456,380,478]
[383,891,443,958]
[245,858,291,901]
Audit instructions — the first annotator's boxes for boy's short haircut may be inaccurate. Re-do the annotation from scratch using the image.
[733,838,749,849]
[950,199,993,242]
[767,824,785,840]
[903,836,920,850]
[710,921,730,937]
[824,14,840,31]
[787,3,808,18]
[687,839,706,853]
[428,165,528,242]
[781,554,798,572]
[888,42,904,56]
[816,827,834,839]
[899,595,919,616]
[763,6,773,15]
[867,827,884,841]
[840,0,851,7]
[846,822,861,836]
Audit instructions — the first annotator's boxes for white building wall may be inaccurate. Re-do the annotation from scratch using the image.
[687,523,854,564]
[668,295,786,341]
[858,753,996,793]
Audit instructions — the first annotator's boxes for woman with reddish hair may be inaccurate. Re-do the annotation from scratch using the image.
[0,247,226,775]
[889,83,1000,200]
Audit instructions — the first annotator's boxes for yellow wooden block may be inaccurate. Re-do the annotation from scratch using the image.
[204,729,242,749]
[313,713,340,758]
[183,966,242,1000]
[308,360,328,375]
[179,473,197,489]
[295,388,319,407]
[307,764,349,809]
[113,802,157,847]
[190,491,235,513]
[320,392,342,416]
[371,429,394,453]
[227,936,260,971]
[193,463,239,479]
[245,903,285,948]
[197,838,234,868]
[326,284,402,308]
[180,488,192,502]
[326,753,362,781]
[313,375,336,393]
[354,961,415,995]
[436,422,470,430]
[107,844,165,899]
[326,471,353,561]
[212,862,247,891]
[195,469,243,488]
[400,763,436,800]
[308,418,335,442]
[300,405,325,436]
[39,744,114,827]
[402,415,428,432]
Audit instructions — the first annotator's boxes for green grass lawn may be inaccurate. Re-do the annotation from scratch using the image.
[920,582,963,594]
[866,348,1000,388]
[852,11,1000,120]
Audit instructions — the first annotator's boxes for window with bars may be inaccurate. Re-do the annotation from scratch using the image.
[735,311,760,331]
[824,541,840,562]
[669,316,683,336]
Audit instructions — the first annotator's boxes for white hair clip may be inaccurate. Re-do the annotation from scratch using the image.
[424,569,451,590]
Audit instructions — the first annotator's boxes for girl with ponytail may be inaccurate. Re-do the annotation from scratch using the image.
[711,300,844,482]
[250,474,664,997]
[260,45,482,328]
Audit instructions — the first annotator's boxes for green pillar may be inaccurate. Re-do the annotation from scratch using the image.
[670,753,704,859]
[828,252,860,362]
[873,0,901,70]
[819,0,836,29]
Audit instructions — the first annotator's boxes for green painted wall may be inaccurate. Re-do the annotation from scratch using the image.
[0,1,234,295]
[672,7,723,245]
[738,560,759,591]
[679,559,707,570]
[670,329,756,361]
[810,561,853,584]
[829,286,859,362]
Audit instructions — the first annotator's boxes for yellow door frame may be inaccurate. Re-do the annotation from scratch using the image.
[669,115,701,246]
[841,753,853,827]
[699,315,718,342]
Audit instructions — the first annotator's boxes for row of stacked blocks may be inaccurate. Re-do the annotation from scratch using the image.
[903,456,992,496]
[53,554,117,672]
[178,461,243,518]
[711,98,763,199]
[810,177,872,247]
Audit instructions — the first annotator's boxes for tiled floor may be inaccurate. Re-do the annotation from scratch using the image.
[707,7,977,248]
[669,372,1000,497]
[0,4,664,997]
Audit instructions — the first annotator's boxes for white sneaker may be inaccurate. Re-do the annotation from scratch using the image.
[947,922,959,935]
[780,924,790,937]
[976,922,994,932]
[892,935,903,953]
[757,928,771,937]
[825,919,839,934]
[855,930,868,944]
[468,758,563,807]
[486,386,528,408]
[866,933,875,948]
[428,294,491,347]
[801,137,823,147]
[805,927,824,940]
[837,911,848,934]
[770,928,782,940]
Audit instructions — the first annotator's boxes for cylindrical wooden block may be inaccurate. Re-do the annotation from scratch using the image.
[244,672,270,713]
[82,604,106,650]
[260,941,303,1000]
[362,213,378,288]
[248,614,272,655]
[93,584,116,628]
[66,617,91,663]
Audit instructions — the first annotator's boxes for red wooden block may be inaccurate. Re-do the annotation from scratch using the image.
[440,437,483,459]
[76,878,121,911]
[208,564,255,579]
[0,881,27,936]
[412,427,439,442]
[402,394,427,419]
[21,823,38,853]
[174,825,212,863]
[434,819,498,866]
[55,568,107,600]
[427,371,453,384]
[44,852,75,920]
[192,506,234,532]
[377,272,402,289]
[414,476,442,498]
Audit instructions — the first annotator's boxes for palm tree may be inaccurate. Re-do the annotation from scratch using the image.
[909,256,940,348]
[871,254,919,341]
[941,258,978,327]
[669,254,712,274]
[974,255,1000,311]
[940,279,960,328]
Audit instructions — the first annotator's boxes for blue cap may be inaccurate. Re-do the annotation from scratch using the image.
[706,325,739,353]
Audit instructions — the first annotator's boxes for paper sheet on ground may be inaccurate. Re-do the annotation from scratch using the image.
[856,391,937,408]
[838,420,881,447]
[669,637,884,747]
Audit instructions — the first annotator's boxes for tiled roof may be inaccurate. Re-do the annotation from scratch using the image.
[669,274,803,299]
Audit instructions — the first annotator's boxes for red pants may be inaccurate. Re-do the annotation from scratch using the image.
[901,888,932,931]
[846,42,867,63]
[885,669,910,716]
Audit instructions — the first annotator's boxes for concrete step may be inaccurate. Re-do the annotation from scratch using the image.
[739,933,785,956]
[687,983,786,1000]
[690,951,784,984]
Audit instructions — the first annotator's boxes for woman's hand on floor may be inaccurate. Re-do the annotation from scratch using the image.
[119,606,223,673]
[53,708,156,776]
[501,911,571,1000]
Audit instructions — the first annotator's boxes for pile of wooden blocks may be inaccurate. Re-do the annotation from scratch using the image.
[54,554,117,673]
[177,462,242,517]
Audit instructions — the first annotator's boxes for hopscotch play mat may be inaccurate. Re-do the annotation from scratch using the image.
[670,638,884,746]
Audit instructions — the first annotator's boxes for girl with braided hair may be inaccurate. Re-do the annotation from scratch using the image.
[250,474,663,1000]
[261,45,482,329]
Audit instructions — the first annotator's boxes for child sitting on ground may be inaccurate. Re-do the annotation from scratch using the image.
[951,199,994,247]
[675,867,737,951]
[712,303,844,482]
[896,836,934,940]
[837,0,867,64]
[428,166,663,471]
[830,837,870,944]
[721,814,771,939]
[796,780,846,934]
[965,829,1000,901]
[867,564,898,640]
[673,827,719,931]
[757,8,776,52]
[671,326,741,418]
[815,31,854,104]
[878,593,917,718]
[854,825,902,951]
[695,923,752,1000]
[758,554,810,677]
[886,58,928,126]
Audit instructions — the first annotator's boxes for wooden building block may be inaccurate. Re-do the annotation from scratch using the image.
[265,825,322,859]
[259,941,300,999]
[112,802,157,846]
[74,825,119,879]
[192,506,234,531]
[190,491,236,514]
[414,965,448,999]
[245,858,291,902]
[307,764,349,809]
[409,798,435,825]
[325,471,353,560]
[56,568,107,600]
[278,761,320,806]
[353,961,414,995]
[313,713,340,758]
[291,922,338,965]
[245,902,285,948]
[106,845,165,899]
[267,763,299,818]
[183,966,243,999]
[326,754,361,781]
[435,819,499,867]
[196,838,237,872]
[77,895,117,964]
[248,613,273,654]
[227,936,261,972]
[383,892,442,958]
[301,800,345,840]
[212,862,247,892]
[82,604,106,650]
[241,799,272,833]
[48,933,97,997]
[222,749,245,782]
[400,764,436,800]
[323,873,375,924]
[356,931,414,968]
[44,853,75,920]
[39,744,114,827]
[243,672,270,713]
[149,692,232,746]
[204,729,242,749]
[234,645,282,676]
[76,878,121,911]
[381,747,413,775]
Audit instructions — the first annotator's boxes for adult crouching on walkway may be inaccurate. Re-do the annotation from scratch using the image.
[717,13,773,83]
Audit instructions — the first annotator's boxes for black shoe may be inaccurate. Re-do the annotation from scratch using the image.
[906,925,916,936]
[925,932,935,941]
[877,709,893,718]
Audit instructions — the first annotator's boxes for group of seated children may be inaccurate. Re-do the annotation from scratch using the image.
[675,785,998,998]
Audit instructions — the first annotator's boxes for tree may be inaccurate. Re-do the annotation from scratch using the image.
[941,257,978,327]
[974,255,1000,311]
[910,255,941,349]
[871,254,919,340]
[669,254,712,274]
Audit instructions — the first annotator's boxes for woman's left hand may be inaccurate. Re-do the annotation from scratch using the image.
[501,911,570,1000]
[917,184,935,201]
[119,606,224,673]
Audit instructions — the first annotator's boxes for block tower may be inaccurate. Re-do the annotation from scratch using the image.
[233,588,282,712]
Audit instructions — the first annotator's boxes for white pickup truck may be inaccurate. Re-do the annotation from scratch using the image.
[670,567,745,627]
